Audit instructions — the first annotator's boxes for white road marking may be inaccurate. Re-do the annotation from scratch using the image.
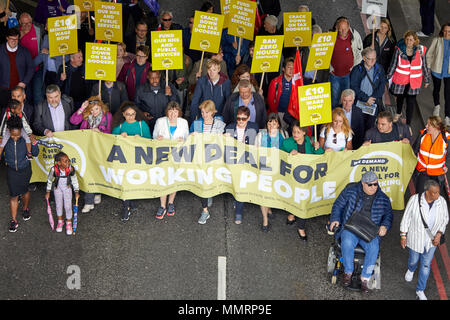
[218,256,226,300]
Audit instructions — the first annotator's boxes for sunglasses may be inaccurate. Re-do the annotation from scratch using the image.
[366,183,378,187]
[332,133,337,144]
[236,117,248,121]
[162,18,172,21]
[88,100,99,104]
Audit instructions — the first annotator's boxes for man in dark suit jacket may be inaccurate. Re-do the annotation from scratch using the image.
[33,84,74,137]
[338,89,365,150]
[125,20,152,56]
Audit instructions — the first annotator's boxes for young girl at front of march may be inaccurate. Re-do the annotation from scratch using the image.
[45,152,80,235]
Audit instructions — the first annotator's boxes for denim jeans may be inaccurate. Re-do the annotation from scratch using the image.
[330,73,350,108]
[408,246,437,292]
[341,229,380,279]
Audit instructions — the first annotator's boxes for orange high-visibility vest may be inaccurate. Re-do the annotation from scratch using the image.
[392,45,426,89]
[416,129,449,176]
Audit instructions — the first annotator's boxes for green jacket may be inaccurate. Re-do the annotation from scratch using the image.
[281,136,324,155]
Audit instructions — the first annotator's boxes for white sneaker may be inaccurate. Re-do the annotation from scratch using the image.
[445,116,450,128]
[433,104,440,116]
[82,204,94,213]
[416,290,427,300]
[416,31,429,37]
[405,269,414,282]
[94,194,102,204]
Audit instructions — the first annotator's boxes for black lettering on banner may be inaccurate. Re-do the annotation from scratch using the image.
[315,163,327,180]
[279,160,291,176]
[171,145,195,163]
[238,151,258,168]
[107,145,127,163]
[224,146,238,164]
[293,165,313,183]
[259,156,272,171]
[135,146,153,164]
[204,144,222,162]
[156,147,170,165]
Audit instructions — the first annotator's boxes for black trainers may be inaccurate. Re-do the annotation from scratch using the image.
[26,152,33,160]
[22,208,31,221]
[121,207,131,222]
[9,220,18,232]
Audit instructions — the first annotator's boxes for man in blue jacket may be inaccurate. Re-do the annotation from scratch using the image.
[329,171,393,293]
[350,47,386,130]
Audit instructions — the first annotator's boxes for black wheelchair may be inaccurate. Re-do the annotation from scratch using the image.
[327,236,381,291]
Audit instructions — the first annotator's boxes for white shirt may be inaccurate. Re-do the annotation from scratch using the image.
[320,127,352,151]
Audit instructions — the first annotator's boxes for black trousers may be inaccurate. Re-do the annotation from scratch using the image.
[432,75,450,117]
[395,88,416,125]
[419,0,435,35]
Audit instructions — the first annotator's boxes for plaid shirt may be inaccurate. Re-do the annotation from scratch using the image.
[387,45,431,95]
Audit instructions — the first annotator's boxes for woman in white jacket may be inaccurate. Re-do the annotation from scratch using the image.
[153,101,189,219]
[400,179,448,300]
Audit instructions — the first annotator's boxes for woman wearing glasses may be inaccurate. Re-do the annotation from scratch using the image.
[319,107,353,152]
[281,121,324,240]
[112,101,152,222]
[70,97,113,213]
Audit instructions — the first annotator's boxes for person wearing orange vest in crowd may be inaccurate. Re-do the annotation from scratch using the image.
[413,116,450,194]
[387,30,431,125]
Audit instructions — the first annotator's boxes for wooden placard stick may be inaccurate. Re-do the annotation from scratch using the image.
[4,0,9,26]
[260,72,265,92]
[199,50,205,73]
[166,69,169,87]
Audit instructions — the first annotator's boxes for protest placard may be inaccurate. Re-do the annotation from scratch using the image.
[361,0,388,46]
[298,82,332,129]
[283,12,312,47]
[250,35,284,87]
[305,32,337,75]
[95,1,122,43]
[85,43,117,82]
[220,0,231,28]
[48,15,78,58]
[228,0,256,43]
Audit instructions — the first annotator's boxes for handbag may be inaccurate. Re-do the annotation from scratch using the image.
[418,193,445,245]
[344,191,379,242]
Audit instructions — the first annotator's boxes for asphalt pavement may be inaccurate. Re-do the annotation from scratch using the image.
[1,0,449,304]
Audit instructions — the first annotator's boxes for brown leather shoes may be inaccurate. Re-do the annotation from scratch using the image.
[342,273,352,287]
[361,279,371,293]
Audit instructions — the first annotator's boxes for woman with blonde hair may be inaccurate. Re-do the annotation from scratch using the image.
[387,30,431,124]
[319,107,353,151]
[116,42,135,78]
[70,96,113,213]
[363,18,396,72]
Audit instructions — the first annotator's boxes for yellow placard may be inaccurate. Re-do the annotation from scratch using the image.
[228,0,256,41]
[305,32,337,72]
[48,15,78,57]
[283,12,311,47]
[30,131,416,218]
[250,35,284,73]
[220,0,231,28]
[74,0,94,11]
[151,30,183,71]
[190,11,224,53]
[298,82,332,127]
[94,1,122,42]
[85,43,117,81]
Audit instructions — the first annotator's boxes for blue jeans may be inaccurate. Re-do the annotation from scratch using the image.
[330,73,350,108]
[408,246,437,292]
[341,229,380,279]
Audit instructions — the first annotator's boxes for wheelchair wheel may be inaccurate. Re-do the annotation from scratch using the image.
[327,246,336,273]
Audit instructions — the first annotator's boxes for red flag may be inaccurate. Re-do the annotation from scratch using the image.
[287,49,303,120]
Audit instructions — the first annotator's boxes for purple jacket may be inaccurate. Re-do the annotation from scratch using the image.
[34,0,70,25]
[69,111,113,134]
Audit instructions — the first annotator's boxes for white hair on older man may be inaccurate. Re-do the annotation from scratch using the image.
[265,15,278,27]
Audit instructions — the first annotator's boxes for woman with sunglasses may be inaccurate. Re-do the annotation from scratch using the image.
[70,96,113,213]
[281,121,324,240]
[319,107,353,152]
[112,101,152,222]
[224,106,259,224]
[255,113,288,232]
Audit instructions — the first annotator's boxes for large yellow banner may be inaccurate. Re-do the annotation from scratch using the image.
[151,30,184,71]
[190,11,224,54]
[85,43,117,81]
[48,15,78,57]
[31,132,417,218]
[94,1,122,43]
[250,35,284,74]
[283,12,312,47]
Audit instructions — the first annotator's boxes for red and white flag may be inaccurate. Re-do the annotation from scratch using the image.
[287,49,303,120]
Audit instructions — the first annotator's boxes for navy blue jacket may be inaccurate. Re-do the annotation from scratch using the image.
[350,61,386,102]
[224,122,259,145]
[3,138,39,171]
[330,182,393,240]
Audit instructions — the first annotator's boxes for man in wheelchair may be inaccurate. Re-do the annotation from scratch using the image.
[329,171,393,293]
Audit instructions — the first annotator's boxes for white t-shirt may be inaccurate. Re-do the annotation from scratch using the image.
[320,126,352,151]
[236,127,246,143]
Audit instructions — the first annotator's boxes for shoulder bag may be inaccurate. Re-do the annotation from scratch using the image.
[418,193,445,245]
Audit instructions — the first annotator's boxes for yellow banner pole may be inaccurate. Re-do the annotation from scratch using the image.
[166,69,168,87]
[259,72,265,91]
[199,51,205,73]
[62,55,66,76]
[237,37,242,57]
[99,80,102,98]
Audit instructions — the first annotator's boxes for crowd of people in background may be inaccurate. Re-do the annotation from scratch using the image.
[0,0,448,298]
